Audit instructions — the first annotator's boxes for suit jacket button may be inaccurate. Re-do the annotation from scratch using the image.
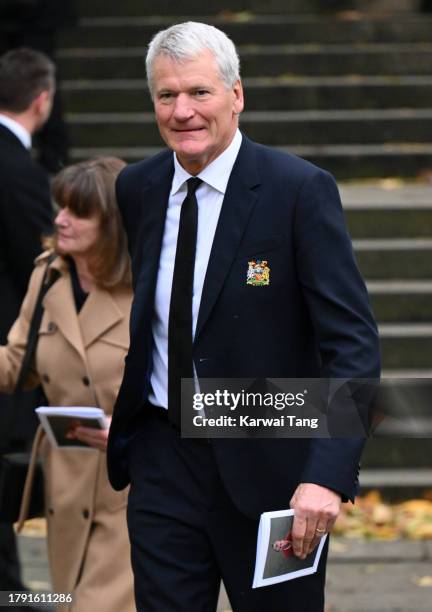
[42,374,50,383]
[82,508,90,519]
[47,322,57,332]
[48,507,54,515]
[82,376,90,386]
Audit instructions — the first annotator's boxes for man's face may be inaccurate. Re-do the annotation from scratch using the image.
[152,50,244,175]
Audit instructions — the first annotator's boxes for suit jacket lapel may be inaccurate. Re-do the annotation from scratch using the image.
[127,157,174,355]
[134,171,173,292]
[195,137,261,339]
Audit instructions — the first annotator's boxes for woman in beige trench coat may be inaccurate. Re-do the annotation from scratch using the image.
[0,158,135,611]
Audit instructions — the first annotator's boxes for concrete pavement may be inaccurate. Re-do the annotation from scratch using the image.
[16,533,432,611]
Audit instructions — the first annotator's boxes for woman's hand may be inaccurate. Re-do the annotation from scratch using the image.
[71,416,112,452]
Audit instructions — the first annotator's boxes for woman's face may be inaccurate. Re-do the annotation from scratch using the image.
[55,207,101,258]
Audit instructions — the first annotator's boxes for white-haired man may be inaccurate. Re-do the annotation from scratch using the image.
[108,21,380,611]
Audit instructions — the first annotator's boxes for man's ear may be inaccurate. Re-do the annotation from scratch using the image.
[233,79,244,115]
[30,88,54,131]
[32,90,51,115]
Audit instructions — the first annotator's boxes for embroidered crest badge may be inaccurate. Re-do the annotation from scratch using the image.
[246,260,270,286]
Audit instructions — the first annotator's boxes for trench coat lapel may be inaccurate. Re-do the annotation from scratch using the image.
[195,137,261,340]
[42,271,86,360]
[79,288,124,348]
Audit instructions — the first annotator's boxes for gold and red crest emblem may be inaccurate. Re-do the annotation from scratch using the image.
[246,260,270,286]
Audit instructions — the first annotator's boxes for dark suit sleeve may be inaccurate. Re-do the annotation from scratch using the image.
[1,167,52,295]
[293,169,381,501]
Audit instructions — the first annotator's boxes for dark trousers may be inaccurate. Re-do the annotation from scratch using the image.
[0,523,26,591]
[127,406,328,612]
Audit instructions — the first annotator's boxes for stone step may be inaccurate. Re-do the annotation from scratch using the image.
[360,468,432,486]
[339,184,432,208]
[361,441,432,469]
[62,76,432,113]
[358,467,432,499]
[380,322,432,335]
[295,145,432,179]
[74,0,426,17]
[342,184,432,237]
[380,323,432,369]
[74,0,319,17]
[57,43,432,79]
[69,144,432,180]
[345,208,432,239]
[382,368,432,377]
[59,16,432,47]
[368,282,432,323]
[65,109,432,148]
[354,239,432,279]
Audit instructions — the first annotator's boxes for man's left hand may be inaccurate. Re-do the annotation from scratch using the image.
[289,482,341,559]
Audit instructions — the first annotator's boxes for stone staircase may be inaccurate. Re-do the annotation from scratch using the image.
[60,1,432,494]
[61,1,432,178]
[341,185,432,373]
[341,184,432,497]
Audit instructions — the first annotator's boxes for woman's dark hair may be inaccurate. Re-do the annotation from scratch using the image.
[47,157,131,288]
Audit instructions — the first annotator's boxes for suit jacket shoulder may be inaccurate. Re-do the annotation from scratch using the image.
[244,137,334,191]
[0,124,51,198]
[115,149,173,260]
[116,149,173,208]
[240,138,344,242]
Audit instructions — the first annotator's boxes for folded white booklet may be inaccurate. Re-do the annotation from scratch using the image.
[252,508,328,588]
[36,406,109,449]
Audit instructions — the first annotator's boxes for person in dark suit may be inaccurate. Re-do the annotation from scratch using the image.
[107,22,380,612]
[0,0,77,173]
[0,46,54,595]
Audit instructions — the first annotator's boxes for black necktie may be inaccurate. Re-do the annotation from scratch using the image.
[168,177,202,427]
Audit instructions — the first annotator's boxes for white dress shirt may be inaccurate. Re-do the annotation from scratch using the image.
[149,129,243,409]
[0,113,31,149]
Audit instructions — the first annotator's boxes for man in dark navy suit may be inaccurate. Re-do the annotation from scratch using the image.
[107,21,380,612]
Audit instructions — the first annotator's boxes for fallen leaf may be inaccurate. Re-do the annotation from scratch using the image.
[335,490,432,540]
[413,576,432,587]
[329,540,348,553]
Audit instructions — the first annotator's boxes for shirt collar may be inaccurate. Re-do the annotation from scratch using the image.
[171,129,242,196]
[0,114,31,149]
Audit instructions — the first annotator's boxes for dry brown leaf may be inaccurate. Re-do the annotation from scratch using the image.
[413,576,432,587]
[358,490,382,508]
[404,523,432,540]
[335,490,432,540]
[372,503,393,525]
[16,517,47,537]
[396,500,432,514]
[422,490,432,502]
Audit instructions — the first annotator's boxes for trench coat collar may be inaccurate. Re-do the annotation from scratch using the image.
[41,256,124,359]
[79,286,124,349]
